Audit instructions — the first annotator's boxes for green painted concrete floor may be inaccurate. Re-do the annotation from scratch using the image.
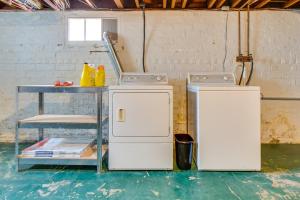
[0,144,299,200]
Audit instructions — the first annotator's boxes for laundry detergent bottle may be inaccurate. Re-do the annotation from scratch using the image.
[95,65,105,87]
[80,63,94,87]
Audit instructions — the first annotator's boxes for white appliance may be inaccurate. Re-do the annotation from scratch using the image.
[187,73,261,171]
[108,73,173,170]
[103,33,173,170]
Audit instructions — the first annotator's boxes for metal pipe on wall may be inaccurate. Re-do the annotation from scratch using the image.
[238,0,251,56]
[261,97,300,101]
[247,3,250,56]
[238,10,241,55]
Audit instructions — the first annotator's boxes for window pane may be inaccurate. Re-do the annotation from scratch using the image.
[86,19,102,41]
[68,18,85,41]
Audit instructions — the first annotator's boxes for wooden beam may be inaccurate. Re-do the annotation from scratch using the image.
[114,0,124,8]
[231,0,242,7]
[283,0,300,8]
[171,0,176,8]
[207,0,218,8]
[135,0,140,8]
[163,0,167,8]
[255,0,272,8]
[182,0,188,8]
[216,0,226,8]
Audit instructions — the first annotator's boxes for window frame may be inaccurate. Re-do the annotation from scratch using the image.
[67,17,102,42]
[65,15,118,48]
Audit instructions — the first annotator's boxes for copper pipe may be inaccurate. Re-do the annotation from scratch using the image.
[247,3,250,56]
[262,97,300,101]
[238,10,241,55]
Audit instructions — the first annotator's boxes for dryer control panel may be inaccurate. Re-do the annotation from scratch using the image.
[188,73,236,86]
[120,73,168,85]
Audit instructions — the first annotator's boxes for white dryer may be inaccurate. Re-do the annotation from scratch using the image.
[108,73,173,170]
[103,32,173,170]
[187,73,261,171]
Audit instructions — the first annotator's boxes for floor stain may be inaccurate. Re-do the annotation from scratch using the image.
[0,144,299,200]
[151,190,160,197]
[37,180,71,197]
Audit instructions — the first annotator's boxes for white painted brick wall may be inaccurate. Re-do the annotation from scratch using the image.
[0,10,300,143]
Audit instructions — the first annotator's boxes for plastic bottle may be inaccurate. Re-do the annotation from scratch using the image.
[80,63,94,87]
[88,64,96,86]
[95,65,105,87]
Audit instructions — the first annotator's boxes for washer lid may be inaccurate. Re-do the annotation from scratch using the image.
[188,85,260,91]
[187,72,236,86]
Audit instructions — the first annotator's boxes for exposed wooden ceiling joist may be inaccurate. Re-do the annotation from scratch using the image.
[231,0,243,7]
[171,0,176,8]
[255,0,272,8]
[0,0,299,10]
[207,0,217,8]
[182,0,188,8]
[135,0,140,8]
[216,0,226,8]
[283,0,300,8]
[114,0,124,8]
[163,0,167,8]
[239,0,251,8]
[249,0,260,6]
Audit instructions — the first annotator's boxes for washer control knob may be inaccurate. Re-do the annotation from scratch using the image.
[156,76,162,81]
[202,76,208,80]
[224,76,228,81]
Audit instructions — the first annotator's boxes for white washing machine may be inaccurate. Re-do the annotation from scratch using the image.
[108,73,173,170]
[187,73,261,171]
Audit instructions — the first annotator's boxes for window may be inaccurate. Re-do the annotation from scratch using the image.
[68,18,102,41]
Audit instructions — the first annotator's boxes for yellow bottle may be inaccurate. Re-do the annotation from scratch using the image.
[95,65,105,87]
[88,64,96,86]
[80,63,94,87]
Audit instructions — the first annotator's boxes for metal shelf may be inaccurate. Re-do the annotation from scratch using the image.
[18,115,98,129]
[17,85,106,93]
[17,145,107,166]
[18,157,98,166]
[15,85,106,173]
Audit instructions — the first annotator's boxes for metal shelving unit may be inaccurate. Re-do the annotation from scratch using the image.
[15,85,107,173]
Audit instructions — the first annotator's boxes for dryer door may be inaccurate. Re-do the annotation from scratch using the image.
[112,92,170,137]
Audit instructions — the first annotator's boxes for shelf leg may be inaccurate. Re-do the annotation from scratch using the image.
[15,88,19,172]
[17,164,34,172]
[96,91,103,173]
[15,124,19,172]
[38,92,44,141]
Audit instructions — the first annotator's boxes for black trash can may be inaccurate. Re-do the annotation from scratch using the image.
[175,134,194,170]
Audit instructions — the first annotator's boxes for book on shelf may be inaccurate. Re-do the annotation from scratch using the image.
[21,138,96,158]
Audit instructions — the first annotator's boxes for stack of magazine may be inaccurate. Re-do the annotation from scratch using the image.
[21,138,96,158]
